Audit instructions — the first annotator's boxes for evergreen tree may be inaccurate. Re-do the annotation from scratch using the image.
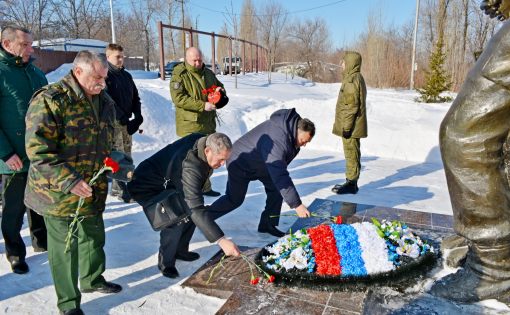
[417,37,452,103]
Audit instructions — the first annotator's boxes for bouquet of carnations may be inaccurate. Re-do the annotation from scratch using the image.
[202,85,229,109]
[202,85,221,104]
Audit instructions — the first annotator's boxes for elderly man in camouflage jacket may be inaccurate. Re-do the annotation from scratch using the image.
[25,51,121,315]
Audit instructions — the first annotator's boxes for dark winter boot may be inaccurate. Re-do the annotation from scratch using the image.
[332,179,359,194]
[430,242,510,302]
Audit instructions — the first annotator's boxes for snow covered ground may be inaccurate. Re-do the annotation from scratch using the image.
[1,69,505,314]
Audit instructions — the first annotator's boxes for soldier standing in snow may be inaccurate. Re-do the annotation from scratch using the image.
[331,51,367,195]
[0,25,47,274]
[170,47,227,197]
[25,51,121,315]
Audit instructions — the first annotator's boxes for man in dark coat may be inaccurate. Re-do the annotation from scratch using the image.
[0,25,48,274]
[207,108,314,237]
[127,133,240,278]
[105,43,143,203]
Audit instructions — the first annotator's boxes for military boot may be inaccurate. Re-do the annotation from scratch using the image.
[430,242,510,302]
[332,179,358,194]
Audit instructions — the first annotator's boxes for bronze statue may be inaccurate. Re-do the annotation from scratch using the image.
[430,0,510,302]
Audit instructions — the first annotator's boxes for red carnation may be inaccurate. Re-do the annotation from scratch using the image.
[267,275,275,283]
[208,90,221,104]
[103,157,119,173]
[250,276,259,285]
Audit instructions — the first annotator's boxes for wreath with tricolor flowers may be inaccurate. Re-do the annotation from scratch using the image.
[255,218,438,290]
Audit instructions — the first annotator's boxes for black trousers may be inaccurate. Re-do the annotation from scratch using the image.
[1,173,47,261]
[158,220,196,270]
[207,162,283,227]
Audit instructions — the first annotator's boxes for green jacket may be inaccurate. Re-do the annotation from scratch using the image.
[24,71,116,217]
[332,51,367,139]
[170,62,225,137]
[0,47,47,174]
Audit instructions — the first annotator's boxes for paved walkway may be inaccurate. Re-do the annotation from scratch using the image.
[182,198,509,314]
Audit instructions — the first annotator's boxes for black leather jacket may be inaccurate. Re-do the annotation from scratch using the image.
[127,134,224,242]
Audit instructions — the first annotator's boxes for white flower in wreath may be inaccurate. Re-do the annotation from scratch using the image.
[282,247,308,270]
[396,242,420,259]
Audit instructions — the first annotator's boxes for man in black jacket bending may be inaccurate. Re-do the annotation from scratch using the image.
[208,108,314,237]
[127,133,240,278]
[105,43,143,203]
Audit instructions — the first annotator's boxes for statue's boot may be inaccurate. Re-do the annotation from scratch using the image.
[441,234,468,249]
[440,234,468,268]
[430,242,510,302]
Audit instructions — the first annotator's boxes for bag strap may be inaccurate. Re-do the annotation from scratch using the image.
[163,159,174,189]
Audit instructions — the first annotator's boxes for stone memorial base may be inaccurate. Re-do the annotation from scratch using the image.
[182,199,507,314]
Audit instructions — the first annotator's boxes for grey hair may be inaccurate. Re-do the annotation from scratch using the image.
[1,25,31,42]
[206,132,232,153]
[73,50,108,71]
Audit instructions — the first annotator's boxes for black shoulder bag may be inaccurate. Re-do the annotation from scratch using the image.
[141,167,191,231]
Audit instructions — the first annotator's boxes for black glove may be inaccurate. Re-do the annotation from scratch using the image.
[215,89,229,109]
[127,116,143,135]
[342,130,352,139]
[107,151,135,182]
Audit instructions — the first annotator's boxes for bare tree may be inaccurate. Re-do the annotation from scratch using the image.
[50,0,109,38]
[217,22,229,66]
[1,0,52,42]
[157,0,180,60]
[239,0,257,71]
[224,0,241,87]
[287,17,330,81]
[130,0,161,71]
[256,0,288,84]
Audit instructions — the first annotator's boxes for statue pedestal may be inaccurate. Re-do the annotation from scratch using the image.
[182,198,505,314]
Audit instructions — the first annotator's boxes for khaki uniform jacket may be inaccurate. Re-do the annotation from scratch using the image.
[24,71,116,217]
[332,51,367,138]
[170,62,224,137]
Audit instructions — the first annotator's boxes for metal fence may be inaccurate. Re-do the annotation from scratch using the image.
[157,22,269,80]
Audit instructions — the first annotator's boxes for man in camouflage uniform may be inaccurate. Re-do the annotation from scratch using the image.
[170,47,226,197]
[25,51,121,315]
[429,0,510,303]
[0,25,48,274]
[331,51,367,195]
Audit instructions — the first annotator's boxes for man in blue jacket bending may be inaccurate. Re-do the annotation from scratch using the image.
[207,108,314,237]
